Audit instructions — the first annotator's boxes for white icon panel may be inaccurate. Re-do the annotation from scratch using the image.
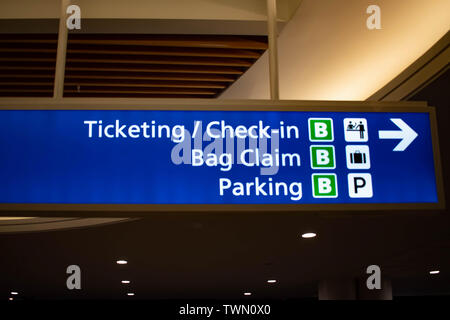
[348,173,373,198]
[344,118,368,142]
[345,145,371,169]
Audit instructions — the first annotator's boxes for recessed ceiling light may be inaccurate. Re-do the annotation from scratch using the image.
[9,298,13,301]
[121,280,131,284]
[301,232,316,239]
[267,280,277,284]
[244,292,252,296]
[127,293,135,296]
[10,292,18,295]
[429,270,440,275]
[116,260,127,265]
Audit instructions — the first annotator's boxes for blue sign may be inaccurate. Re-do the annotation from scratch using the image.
[0,108,441,207]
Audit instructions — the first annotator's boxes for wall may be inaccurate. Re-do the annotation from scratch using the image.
[221,0,450,100]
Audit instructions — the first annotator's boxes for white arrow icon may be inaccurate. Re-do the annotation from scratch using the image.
[378,118,418,151]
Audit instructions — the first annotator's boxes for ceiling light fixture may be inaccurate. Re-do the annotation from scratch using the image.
[301,232,317,239]
[127,293,135,296]
[244,292,252,296]
[429,270,440,275]
[121,280,131,284]
[116,260,127,265]
[267,280,277,284]
[10,292,18,295]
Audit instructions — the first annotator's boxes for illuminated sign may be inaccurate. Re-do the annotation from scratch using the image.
[0,104,444,214]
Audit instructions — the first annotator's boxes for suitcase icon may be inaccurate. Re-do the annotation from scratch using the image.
[350,150,366,164]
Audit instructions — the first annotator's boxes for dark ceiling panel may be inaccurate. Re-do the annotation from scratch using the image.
[0,33,267,98]
[0,34,57,97]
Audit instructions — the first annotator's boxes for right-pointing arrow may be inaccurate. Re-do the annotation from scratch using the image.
[378,118,418,151]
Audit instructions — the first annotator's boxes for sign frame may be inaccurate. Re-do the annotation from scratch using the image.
[0,99,445,216]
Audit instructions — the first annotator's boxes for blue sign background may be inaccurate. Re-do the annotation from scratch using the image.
[0,110,438,204]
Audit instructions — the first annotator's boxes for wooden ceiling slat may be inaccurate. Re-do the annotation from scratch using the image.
[0,52,55,59]
[0,58,55,63]
[0,48,56,54]
[0,80,51,85]
[65,81,226,89]
[66,64,245,75]
[0,39,56,44]
[69,47,261,59]
[0,82,51,86]
[0,38,266,49]
[0,74,54,79]
[66,56,252,67]
[0,92,52,97]
[0,51,253,67]
[0,66,54,71]
[63,93,213,99]
[0,35,268,50]
[0,61,56,69]
[68,39,267,50]
[0,88,53,93]
[69,35,268,50]
[0,46,260,59]
[0,69,55,76]
[0,80,226,89]
[0,56,251,67]
[66,73,236,82]
[0,65,243,75]
[64,87,218,95]
[0,71,236,82]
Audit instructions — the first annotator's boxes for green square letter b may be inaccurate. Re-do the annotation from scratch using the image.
[308,118,334,142]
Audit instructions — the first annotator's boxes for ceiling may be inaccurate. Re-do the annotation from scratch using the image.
[1,211,449,300]
[2,0,447,101]
[0,33,267,98]
[0,0,302,22]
